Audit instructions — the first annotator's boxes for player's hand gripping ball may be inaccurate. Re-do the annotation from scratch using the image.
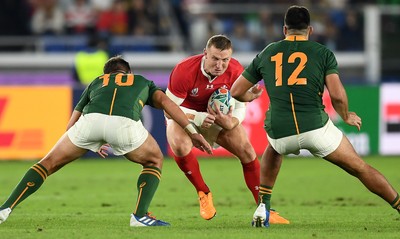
[208,87,231,114]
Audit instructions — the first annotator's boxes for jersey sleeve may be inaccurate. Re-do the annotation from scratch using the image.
[146,80,163,107]
[74,83,91,112]
[325,49,339,76]
[168,64,189,99]
[242,52,264,85]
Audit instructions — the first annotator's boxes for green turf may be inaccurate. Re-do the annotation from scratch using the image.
[0,156,399,239]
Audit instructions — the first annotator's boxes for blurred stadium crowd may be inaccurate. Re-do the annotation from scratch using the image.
[1,0,398,55]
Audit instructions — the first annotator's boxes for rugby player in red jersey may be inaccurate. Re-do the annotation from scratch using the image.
[165,35,289,224]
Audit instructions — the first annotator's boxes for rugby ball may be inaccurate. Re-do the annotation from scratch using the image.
[208,87,231,114]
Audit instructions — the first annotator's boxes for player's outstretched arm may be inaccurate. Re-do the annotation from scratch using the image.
[165,88,215,129]
[325,74,362,130]
[231,75,262,102]
[66,110,82,130]
[152,90,213,154]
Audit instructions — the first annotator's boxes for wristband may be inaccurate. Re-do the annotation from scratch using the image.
[184,124,197,135]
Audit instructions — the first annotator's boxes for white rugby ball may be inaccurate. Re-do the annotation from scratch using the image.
[208,87,231,114]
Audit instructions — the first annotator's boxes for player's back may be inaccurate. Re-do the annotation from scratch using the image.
[256,36,338,138]
[79,73,159,121]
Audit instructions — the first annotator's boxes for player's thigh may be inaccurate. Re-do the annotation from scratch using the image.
[217,124,256,161]
[166,119,193,155]
[323,135,365,175]
[39,132,87,175]
[124,133,163,168]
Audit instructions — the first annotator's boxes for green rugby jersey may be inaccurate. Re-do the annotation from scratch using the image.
[75,73,161,121]
[243,35,338,139]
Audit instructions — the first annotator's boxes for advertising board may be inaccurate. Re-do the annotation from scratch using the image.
[0,86,72,159]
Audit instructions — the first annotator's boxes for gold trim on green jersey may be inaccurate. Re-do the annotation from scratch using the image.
[285,35,308,41]
[109,88,117,115]
[290,93,300,135]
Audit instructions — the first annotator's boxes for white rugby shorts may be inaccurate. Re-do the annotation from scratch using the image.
[166,118,222,149]
[195,123,223,149]
[267,119,343,157]
[67,113,149,155]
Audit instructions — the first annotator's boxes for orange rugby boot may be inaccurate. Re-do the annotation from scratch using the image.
[198,191,216,220]
[269,209,290,224]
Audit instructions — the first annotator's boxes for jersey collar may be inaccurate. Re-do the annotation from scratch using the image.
[285,35,308,41]
[201,56,217,82]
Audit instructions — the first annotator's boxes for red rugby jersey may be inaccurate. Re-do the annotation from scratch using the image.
[168,54,243,112]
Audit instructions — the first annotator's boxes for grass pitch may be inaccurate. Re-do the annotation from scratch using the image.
[0,156,399,239]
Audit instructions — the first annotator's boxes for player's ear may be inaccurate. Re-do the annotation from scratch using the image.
[308,26,313,36]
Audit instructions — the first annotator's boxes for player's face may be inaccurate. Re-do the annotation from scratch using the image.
[204,46,232,77]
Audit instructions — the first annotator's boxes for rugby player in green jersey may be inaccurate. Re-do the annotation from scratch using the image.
[231,5,400,227]
[0,56,212,227]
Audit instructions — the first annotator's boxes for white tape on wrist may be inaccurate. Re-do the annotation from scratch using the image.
[193,112,208,127]
[179,106,207,127]
[184,124,198,135]
[231,99,246,123]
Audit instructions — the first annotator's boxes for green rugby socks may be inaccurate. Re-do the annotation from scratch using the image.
[0,163,48,210]
[133,166,161,217]
[390,193,400,213]
[259,185,273,211]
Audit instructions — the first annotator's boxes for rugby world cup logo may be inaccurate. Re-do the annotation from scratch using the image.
[190,88,199,97]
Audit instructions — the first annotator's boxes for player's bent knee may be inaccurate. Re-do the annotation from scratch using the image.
[241,141,256,154]
[233,144,256,162]
[138,149,163,167]
[143,157,163,168]
[168,138,193,156]
[171,145,192,157]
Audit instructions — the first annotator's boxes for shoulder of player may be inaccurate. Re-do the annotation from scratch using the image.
[257,41,282,55]
[177,54,203,67]
[304,40,335,57]
[264,40,332,54]
[307,40,331,49]
[172,54,202,74]
[131,74,153,83]
[229,57,242,67]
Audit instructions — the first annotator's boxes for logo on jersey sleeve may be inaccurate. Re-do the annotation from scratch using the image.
[190,88,199,97]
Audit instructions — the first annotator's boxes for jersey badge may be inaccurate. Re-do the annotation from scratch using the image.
[190,88,199,97]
